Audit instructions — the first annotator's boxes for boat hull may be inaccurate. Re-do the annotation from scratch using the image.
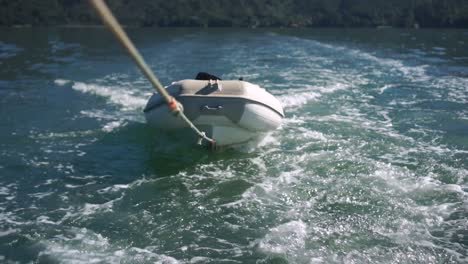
[143,80,284,147]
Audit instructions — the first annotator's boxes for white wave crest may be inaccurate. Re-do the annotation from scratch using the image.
[54,79,71,86]
[257,220,308,255]
[72,82,147,111]
[39,227,181,264]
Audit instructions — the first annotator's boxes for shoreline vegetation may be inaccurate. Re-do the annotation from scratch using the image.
[1,0,468,28]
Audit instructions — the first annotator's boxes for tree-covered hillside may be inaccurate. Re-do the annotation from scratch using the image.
[1,0,468,28]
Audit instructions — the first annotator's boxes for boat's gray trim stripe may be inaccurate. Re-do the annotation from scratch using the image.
[144,95,284,119]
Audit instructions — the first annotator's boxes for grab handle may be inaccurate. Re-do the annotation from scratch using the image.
[203,105,223,111]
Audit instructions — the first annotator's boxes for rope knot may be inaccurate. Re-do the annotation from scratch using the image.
[197,132,206,145]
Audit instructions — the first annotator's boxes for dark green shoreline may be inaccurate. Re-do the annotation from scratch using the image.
[1,0,468,29]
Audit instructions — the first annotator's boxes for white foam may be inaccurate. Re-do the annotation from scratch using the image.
[378,84,394,94]
[432,76,468,104]
[190,256,210,263]
[29,191,54,199]
[36,215,59,225]
[278,89,321,108]
[249,157,267,172]
[64,181,96,189]
[0,187,10,196]
[72,82,147,111]
[55,197,123,223]
[0,228,18,237]
[296,127,328,141]
[31,130,96,140]
[97,184,130,194]
[54,164,75,174]
[39,227,180,263]
[80,110,116,120]
[277,82,352,110]
[254,132,281,151]
[257,220,308,255]
[68,175,111,180]
[102,120,126,132]
[294,37,433,84]
[67,80,148,131]
[347,49,431,83]
[54,79,71,86]
[81,199,117,216]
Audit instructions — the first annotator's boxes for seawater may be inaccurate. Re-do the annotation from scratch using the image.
[0,28,467,263]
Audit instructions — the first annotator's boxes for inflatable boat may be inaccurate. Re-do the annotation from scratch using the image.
[143,78,284,147]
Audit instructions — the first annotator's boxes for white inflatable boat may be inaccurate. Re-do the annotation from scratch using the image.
[143,79,284,147]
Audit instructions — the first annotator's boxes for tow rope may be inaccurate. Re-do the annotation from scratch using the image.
[89,0,216,147]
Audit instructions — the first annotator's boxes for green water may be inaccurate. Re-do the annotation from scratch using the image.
[0,28,467,263]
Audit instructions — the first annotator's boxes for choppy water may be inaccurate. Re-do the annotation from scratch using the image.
[1,28,467,263]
